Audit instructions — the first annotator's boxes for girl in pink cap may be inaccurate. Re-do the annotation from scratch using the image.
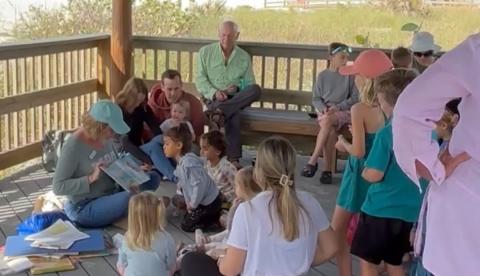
[333,49,393,276]
[393,34,478,276]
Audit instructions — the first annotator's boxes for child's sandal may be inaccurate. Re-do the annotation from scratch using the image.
[301,163,318,178]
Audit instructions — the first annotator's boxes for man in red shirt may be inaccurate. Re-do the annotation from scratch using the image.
[148,69,204,139]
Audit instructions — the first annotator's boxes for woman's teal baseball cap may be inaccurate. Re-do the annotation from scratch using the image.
[89,100,130,135]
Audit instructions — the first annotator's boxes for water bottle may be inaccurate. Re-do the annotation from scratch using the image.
[239,78,246,91]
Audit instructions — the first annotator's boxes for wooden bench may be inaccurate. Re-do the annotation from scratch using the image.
[144,80,347,172]
[240,107,348,173]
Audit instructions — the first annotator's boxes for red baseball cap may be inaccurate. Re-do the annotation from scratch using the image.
[339,49,393,79]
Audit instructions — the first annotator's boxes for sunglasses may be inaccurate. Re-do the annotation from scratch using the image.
[413,50,434,58]
[331,46,352,55]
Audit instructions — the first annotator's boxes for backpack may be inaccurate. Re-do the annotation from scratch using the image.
[41,130,73,172]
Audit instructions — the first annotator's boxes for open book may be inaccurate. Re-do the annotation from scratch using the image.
[101,153,150,191]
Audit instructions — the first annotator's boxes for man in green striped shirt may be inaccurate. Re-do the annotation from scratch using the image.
[196,20,261,167]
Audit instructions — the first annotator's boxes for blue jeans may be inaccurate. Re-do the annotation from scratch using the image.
[64,171,161,228]
[140,135,176,182]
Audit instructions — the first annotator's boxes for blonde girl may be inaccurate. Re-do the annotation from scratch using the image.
[218,136,338,276]
[117,192,176,276]
[160,100,196,139]
[332,49,393,276]
[195,166,261,254]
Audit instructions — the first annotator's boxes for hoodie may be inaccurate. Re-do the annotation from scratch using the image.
[148,83,204,138]
[174,153,219,209]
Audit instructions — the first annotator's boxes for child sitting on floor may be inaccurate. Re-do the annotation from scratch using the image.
[164,123,222,232]
[160,100,196,140]
[200,130,237,205]
[351,69,428,276]
[194,166,261,259]
[117,192,176,276]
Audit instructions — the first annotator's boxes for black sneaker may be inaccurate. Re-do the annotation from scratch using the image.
[319,171,333,184]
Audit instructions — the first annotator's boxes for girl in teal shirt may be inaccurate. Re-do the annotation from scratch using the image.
[332,49,393,276]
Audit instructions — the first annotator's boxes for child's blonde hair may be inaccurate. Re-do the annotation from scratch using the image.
[235,166,261,200]
[254,136,309,241]
[125,192,166,250]
[359,78,377,106]
[172,100,191,120]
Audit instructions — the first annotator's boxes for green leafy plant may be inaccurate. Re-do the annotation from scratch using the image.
[355,33,379,48]
[401,22,422,33]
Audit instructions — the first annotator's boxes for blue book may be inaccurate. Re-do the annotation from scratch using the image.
[4,230,105,257]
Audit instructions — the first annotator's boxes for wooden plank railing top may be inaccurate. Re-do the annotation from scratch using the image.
[133,35,390,59]
[0,33,110,60]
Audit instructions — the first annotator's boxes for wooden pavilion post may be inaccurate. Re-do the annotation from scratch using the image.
[110,0,132,98]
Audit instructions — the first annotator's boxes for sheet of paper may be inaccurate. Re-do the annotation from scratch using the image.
[25,220,89,250]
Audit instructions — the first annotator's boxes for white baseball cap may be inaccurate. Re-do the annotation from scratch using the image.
[410,32,441,53]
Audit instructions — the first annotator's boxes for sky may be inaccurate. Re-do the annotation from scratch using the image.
[0,0,64,29]
[0,0,263,27]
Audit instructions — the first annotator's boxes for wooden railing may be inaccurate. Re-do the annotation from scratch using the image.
[1,34,385,171]
[0,34,111,170]
[132,36,378,113]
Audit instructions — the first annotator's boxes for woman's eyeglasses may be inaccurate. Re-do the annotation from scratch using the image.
[414,50,434,58]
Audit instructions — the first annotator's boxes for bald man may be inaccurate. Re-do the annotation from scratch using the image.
[196,20,261,167]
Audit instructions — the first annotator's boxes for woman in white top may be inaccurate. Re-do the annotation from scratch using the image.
[218,136,338,276]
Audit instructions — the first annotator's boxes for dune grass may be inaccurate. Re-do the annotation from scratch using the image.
[189,6,480,50]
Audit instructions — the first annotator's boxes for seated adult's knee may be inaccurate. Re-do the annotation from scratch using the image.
[250,84,261,99]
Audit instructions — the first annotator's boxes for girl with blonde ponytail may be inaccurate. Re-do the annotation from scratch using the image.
[333,49,394,276]
[217,136,338,276]
[117,192,176,276]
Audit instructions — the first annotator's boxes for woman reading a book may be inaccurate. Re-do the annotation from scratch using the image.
[114,77,177,182]
[52,100,161,228]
